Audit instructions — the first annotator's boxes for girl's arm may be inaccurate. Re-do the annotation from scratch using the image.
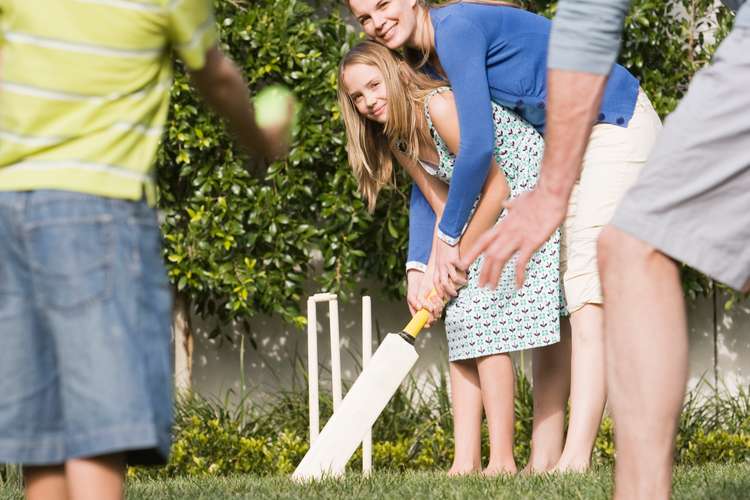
[396,151,448,322]
[428,91,509,293]
[398,132,508,254]
[395,91,508,315]
[398,143,508,320]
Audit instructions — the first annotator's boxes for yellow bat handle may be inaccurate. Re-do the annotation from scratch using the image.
[403,309,431,338]
[402,289,439,339]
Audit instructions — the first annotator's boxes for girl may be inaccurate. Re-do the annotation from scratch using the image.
[347,0,662,472]
[338,41,564,475]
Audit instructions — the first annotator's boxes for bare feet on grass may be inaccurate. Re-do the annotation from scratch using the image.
[551,459,590,474]
[447,464,480,476]
[482,462,517,477]
[520,458,557,475]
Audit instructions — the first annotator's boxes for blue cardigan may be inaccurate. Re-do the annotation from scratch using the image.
[407,2,639,268]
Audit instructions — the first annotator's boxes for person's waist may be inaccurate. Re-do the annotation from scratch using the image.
[0,160,157,205]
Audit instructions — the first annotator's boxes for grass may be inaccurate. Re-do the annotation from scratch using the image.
[3,464,750,499]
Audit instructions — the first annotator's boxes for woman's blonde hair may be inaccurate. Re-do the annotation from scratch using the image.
[337,40,446,211]
[405,0,519,69]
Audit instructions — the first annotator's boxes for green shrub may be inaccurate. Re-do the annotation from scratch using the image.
[680,429,750,465]
[593,417,616,465]
[128,374,750,479]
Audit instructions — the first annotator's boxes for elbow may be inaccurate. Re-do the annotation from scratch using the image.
[191,51,244,108]
[209,67,243,107]
[482,178,509,205]
[477,143,494,164]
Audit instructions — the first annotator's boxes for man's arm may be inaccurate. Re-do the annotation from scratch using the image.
[188,46,289,161]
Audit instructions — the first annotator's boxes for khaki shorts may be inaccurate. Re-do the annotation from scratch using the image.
[561,89,662,313]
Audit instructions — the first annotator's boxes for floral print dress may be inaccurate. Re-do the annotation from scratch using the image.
[421,87,565,361]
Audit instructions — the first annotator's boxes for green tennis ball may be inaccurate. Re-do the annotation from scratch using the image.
[254,85,298,133]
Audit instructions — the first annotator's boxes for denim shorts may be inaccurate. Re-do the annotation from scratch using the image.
[0,190,173,465]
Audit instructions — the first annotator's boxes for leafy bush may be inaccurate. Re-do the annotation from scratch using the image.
[129,369,750,479]
[680,430,750,465]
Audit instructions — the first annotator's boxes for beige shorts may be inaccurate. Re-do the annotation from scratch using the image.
[561,89,662,313]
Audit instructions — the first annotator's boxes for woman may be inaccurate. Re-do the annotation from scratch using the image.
[347,0,662,472]
[338,40,563,475]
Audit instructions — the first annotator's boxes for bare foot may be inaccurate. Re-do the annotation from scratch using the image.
[520,460,556,475]
[447,465,479,476]
[482,463,517,477]
[551,460,590,474]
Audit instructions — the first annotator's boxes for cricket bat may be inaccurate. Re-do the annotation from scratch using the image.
[292,306,432,481]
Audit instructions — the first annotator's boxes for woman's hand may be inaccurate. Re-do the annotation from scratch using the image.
[406,269,425,316]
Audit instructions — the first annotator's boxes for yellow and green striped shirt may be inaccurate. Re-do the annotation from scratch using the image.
[0,0,217,203]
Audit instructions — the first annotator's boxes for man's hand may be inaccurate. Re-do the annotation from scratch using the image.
[461,183,567,289]
[256,96,295,161]
[433,238,467,300]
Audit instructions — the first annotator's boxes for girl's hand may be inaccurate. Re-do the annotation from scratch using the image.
[417,266,447,327]
[433,238,467,300]
[406,269,443,328]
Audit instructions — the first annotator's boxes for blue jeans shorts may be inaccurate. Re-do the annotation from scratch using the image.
[0,190,173,465]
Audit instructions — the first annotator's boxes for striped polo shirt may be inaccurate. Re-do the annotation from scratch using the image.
[0,0,217,203]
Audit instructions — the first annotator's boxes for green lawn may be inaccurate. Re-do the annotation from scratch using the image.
[3,464,750,499]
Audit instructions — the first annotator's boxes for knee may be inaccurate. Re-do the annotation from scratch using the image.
[597,225,653,275]
[597,226,620,275]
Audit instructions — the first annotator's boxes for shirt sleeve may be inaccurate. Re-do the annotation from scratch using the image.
[0,2,5,47]
[548,0,633,75]
[406,183,435,272]
[167,0,218,71]
[721,0,745,12]
[433,15,495,245]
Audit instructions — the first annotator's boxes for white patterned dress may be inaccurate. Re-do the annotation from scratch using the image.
[422,88,565,361]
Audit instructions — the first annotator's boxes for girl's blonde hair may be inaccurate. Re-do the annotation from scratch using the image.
[337,41,446,211]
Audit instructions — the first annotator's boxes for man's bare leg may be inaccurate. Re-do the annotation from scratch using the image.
[65,453,125,500]
[526,318,571,472]
[555,304,606,472]
[24,465,68,500]
[599,226,687,500]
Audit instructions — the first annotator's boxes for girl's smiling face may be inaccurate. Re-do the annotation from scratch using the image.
[342,63,389,124]
[348,0,419,50]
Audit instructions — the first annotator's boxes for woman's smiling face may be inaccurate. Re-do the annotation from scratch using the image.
[348,0,419,49]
